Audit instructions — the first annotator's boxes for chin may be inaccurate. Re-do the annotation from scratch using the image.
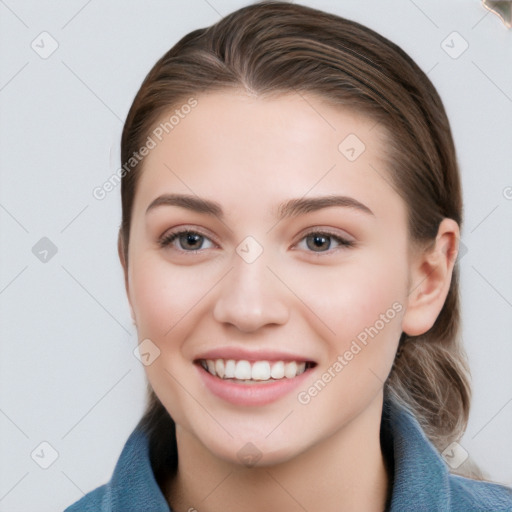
[188,424,311,469]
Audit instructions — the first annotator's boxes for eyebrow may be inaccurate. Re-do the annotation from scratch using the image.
[146,193,374,218]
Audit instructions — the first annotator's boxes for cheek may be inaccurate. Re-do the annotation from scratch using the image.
[128,254,213,339]
[302,255,405,329]
[128,255,215,426]
[291,261,405,427]
[290,251,406,373]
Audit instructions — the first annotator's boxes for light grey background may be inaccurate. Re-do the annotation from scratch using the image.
[0,1,511,510]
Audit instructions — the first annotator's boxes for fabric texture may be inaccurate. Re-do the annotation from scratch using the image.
[64,399,512,512]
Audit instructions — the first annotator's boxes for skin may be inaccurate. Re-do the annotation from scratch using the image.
[119,90,459,512]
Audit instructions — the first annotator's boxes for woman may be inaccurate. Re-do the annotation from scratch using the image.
[65,2,512,510]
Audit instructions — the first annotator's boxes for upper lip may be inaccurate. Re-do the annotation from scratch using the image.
[194,347,316,364]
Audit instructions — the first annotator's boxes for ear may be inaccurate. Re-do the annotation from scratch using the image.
[118,229,136,324]
[401,218,460,336]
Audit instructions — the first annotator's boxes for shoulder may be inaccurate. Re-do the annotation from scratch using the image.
[382,398,512,511]
[63,484,109,511]
[447,473,512,511]
[62,425,170,512]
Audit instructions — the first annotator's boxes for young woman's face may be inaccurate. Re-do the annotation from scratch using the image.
[125,90,413,465]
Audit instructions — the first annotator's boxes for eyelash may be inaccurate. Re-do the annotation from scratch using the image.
[158,228,355,255]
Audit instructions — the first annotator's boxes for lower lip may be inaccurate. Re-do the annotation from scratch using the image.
[196,364,314,406]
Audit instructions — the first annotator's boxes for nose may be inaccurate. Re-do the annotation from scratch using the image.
[213,254,290,333]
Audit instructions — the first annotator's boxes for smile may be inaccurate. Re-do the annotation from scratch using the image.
[195,356,317,406]
[199,358,314,382]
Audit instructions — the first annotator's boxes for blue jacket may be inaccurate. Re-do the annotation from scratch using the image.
[64,399,512,511]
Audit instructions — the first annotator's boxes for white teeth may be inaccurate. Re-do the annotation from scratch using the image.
[224,359,236,378]
[284,361,298,378]
[234,360,252,380]
[200,358,310,381]
[215,359,225,379]
[251,361,271,380]
[270,361,285,379]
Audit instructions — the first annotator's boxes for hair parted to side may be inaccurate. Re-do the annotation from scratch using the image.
[120,0,476,485]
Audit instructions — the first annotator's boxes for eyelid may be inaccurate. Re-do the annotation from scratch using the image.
[158,226,219,250]
[158,226,355,254]
[293,226,355,244]
[291,227,356,254]
[293,226,356,246]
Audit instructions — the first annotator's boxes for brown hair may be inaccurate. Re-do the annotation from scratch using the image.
[120,0,475,485]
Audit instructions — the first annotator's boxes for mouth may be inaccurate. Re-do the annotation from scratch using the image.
[196,358,317,384]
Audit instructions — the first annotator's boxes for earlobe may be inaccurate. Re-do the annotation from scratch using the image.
[401,218,460,337]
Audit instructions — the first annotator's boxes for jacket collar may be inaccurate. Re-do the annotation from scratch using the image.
[104,398,451,511]
[381,398,450,510]
[103,424,170,511]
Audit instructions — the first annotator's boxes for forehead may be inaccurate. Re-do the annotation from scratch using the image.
[133,90,405,225]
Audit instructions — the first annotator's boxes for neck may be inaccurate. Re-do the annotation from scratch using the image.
[166,393,390,512]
